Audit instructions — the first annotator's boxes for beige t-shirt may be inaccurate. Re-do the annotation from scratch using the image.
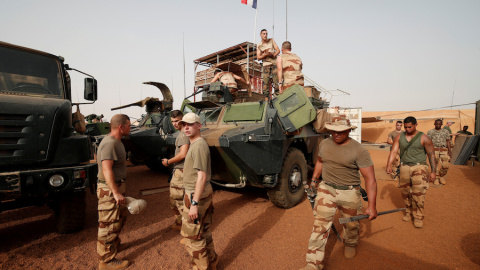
[97,135,127,181]
[318,137,373,186]
[174,131,190,169]
[388,130,401,141]
[257,39,276,66]
[183,138,213,198]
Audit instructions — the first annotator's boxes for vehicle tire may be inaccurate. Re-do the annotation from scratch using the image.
[267,148,307,209]
[55,191,86,234]
[128,151,144,166]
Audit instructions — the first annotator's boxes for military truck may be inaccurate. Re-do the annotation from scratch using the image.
[183,42,330,208]
[110,81,176,170]
[0,41,98,233]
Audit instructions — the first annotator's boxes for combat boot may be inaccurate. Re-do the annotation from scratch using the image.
[414,219,423,228]
[99,258,130,270]
[439,177,446,185]
[344,246,356,259]
[402,213,411,222]
[117,242,130,252]
[433,179,439,186]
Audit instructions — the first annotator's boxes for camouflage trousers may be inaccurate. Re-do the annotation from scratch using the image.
[434,150,450,179]
[306,182,363,269]
[97,182,128,263]
[170,169,185,226]
[399,164,429,220]
[181,191,216,270]
[262,65,278,97]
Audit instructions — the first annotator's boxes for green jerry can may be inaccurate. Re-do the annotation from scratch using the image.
[273,84,316,132]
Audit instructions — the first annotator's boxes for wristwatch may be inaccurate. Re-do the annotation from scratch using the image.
[191,200,199,206]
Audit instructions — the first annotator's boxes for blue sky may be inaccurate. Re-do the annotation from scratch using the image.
[1,0,479,120]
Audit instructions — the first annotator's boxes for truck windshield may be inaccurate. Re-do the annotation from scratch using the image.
[0,46,63,96]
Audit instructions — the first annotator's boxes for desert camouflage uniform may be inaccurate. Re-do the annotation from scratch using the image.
[97,181,128,262]
[170,131,189,227]
[306,182,362,270]
[257,39,278,97]
[399,164,429,220]
[279,52,304,90]
[398,131,429,221]
[217,71,238,90]
[170,169,185,226]
[181,192,216,270]
[427,129,450,181]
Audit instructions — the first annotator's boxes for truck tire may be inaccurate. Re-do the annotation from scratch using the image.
[267,148,307,208]
[55,191,86,234]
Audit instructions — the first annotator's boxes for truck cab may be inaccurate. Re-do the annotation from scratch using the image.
[0,41,98,233]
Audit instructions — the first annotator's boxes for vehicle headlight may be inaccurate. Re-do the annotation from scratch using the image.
[49,174,65,187]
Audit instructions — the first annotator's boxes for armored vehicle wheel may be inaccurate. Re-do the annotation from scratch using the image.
[55,191,86,234]
[267,148,307,208]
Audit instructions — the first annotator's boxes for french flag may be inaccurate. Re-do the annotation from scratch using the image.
[241,0,257,9]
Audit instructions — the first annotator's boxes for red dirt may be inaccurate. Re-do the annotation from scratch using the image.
[1,149,480,269]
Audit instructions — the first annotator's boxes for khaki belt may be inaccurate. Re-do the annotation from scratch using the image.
[324,182,359,190]
[434,147,448,151]
[401,162,427,166]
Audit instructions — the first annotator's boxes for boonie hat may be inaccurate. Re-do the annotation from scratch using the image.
[447,121,455,124]
[180,112,201,124]
[324,114,357,132]
[125,197,147,214]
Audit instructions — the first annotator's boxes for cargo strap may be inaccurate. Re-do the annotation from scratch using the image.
[324,182,360,190]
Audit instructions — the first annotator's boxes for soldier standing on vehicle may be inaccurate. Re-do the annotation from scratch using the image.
[387,116,436,228]
[162,110,190,230]
[96,114,131,270]
[179,112,218,270]
[301,115,378,270]
[276,41,304,94]
[387,121,403,179]
[427,119,452,186]
[210,69,249,94]
[257,29,280,98]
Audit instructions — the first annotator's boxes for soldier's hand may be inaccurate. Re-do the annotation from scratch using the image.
[113,192,126,205]
[161,158,168,167]
[365,206,378,220]
[386,166,393,174]
[429,172,436,183]
[188,205,198,221]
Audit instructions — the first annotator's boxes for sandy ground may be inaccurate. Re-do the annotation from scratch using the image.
[1,149,480,270]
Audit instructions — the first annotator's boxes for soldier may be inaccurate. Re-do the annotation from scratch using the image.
[276,41,304,94]
[387,116,436,228]
[179,112,218,270]
[256,29,280,98]
[162,110,190,230]
[427,119,452,186]
[301,115,378,270]
[210,69,248,94]
[387,121,403,179]
[96,114,131,270]
[443,120,454,135]
[456,125,473,135]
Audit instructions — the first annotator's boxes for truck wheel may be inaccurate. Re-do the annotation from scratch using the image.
[267,148,307,208]
[55,191,86,234]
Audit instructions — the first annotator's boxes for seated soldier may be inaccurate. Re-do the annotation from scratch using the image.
[210,69,248,94]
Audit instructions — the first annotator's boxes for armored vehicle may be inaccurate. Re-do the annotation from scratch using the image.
[0,41,98,233]
[110,81,176,170]
[182,42,330,208]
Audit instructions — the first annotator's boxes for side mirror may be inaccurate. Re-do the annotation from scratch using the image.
[84,78,97,101]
